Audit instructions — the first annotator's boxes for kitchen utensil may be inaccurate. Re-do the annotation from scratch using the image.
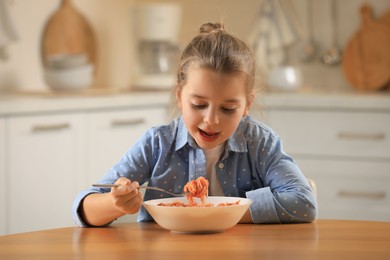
[342,4,390,91]
[321,0,342,66]
[0,0,18,60]
[378,9,390,26]
[92,184,188,197]
[144,196,252,233]
[298,0,317,62]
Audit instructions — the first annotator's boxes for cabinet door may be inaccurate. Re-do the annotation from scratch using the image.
[7,113,85,234]
[297,158,390,221]
[86,107,167,222]
[266,110,390,159]
[86,106,168,183]
[0,118,5,235]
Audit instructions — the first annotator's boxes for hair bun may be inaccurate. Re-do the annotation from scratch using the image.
[199,22,224,34]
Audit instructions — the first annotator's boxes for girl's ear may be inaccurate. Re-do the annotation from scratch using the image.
[175,84,182,110]
[243,92,254,117]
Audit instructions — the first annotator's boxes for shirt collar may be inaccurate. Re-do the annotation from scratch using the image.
[175,117,197,150]
[175,117,248,155]
[226,118,248,153]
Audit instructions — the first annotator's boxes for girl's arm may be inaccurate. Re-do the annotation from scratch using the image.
[80,178,143,226]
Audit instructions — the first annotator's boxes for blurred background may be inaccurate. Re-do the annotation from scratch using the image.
[1,0,390,235]
[0,0,389,92]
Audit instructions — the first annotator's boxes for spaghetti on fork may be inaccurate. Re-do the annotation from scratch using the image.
[183,176,209,206]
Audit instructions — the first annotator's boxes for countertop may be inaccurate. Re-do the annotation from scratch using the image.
[0,220,389,259]
[1,87,390,116]
[0,88,171,116]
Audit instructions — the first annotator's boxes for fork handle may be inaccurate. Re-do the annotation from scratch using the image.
[92,184,118,188]
[92,184,183,197]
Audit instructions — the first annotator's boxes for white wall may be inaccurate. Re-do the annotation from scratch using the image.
[0,0,389,93]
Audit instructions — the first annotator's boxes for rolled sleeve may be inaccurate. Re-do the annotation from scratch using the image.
[246,187,281,224]
[72,190,97,227]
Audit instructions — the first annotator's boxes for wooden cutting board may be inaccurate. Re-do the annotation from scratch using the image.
[378,8,390,26]
[342,4,390,91]
[41,0,96,67]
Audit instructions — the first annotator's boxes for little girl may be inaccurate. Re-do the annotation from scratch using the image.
[72,22,317,227]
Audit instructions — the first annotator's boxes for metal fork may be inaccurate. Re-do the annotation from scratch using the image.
[92,184,187,197]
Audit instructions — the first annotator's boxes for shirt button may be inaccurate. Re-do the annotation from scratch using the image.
[218,163,224,169]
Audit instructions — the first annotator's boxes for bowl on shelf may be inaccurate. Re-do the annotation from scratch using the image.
[267,66,302,91]
[44,64,94,91]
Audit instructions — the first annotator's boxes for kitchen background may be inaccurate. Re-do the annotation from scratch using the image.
[0,0,389,93]
[1,0,390,235]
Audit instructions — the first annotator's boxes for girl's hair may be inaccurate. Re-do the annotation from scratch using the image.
[176,22,256,97]
[169,22,259,119]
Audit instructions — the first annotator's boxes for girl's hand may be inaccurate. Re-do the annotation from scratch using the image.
[110,177,143,215]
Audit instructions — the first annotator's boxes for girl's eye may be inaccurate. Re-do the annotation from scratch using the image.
[221,107,237,113]
[191,104,207,110]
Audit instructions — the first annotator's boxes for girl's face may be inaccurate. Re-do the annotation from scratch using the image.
[176,68,253,150]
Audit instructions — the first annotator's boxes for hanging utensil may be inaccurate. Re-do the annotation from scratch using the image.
[297,0,317,62]
[321,0,342,66]
[267,0,288,67]
[0,0,19,60]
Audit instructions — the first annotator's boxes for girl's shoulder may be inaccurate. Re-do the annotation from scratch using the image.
[227,116,281,153]
[241,116,278,138]
[143,118,181,141]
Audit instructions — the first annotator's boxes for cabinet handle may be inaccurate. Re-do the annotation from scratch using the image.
[111,118,145,127]
[338,191,386,200]
[31,123,70,132]
[337,132,385,141]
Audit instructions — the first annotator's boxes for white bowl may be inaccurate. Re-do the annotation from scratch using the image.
[267,66,302,91]
[143,196,252,233]
[44,64,94,91]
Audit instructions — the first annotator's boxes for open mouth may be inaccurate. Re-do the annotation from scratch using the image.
[199,128,220,141]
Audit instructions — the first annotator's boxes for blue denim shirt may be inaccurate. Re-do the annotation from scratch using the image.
[72,116,317,226]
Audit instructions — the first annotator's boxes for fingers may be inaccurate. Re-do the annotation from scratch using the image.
[110,177,143,215]
[124,190,143,215]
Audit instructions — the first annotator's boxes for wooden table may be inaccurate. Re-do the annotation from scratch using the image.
[1,219,390,259]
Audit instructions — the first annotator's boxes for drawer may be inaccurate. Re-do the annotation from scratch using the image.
[298,158,390,221]
[267,110,390,159]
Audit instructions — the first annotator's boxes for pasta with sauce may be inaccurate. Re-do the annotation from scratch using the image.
[184,176,209,206]
[157,176,240,207]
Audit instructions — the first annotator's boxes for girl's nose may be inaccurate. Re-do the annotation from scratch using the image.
[204,108,219,125]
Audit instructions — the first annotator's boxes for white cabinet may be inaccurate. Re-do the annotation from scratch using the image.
[298,159,390,221]
[7,113,85,234]
[0,93,170,234]
[266,110,390,159]
[264,108,390,221]
[86,107,167,223]
[86,107,167,184]
[0,118,6,235]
